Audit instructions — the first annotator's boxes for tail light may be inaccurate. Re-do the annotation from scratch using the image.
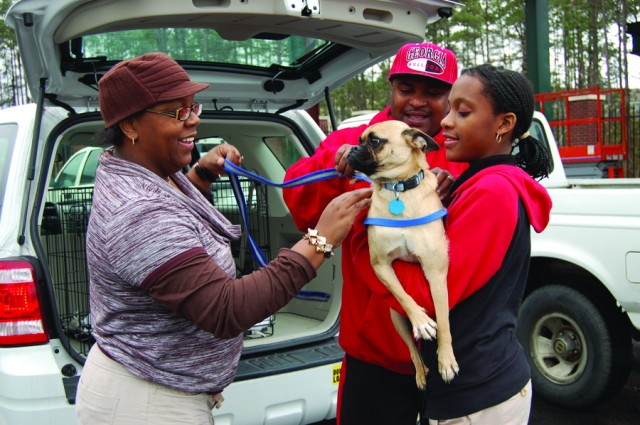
[0,259,48,346]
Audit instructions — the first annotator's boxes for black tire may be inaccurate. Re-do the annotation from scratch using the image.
[516,285,632,409]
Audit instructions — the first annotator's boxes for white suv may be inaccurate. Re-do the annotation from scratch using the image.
[0,1,458,424]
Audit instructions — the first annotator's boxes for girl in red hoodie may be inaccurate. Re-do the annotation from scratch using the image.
[383,64,553,424]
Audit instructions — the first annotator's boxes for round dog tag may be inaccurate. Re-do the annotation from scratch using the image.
[389,198,405,215]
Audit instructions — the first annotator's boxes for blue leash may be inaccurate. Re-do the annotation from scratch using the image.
[223,160,368,302]
[224,159,371,188]
[222,160,446,300]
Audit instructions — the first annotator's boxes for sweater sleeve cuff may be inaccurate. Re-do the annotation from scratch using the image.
[276,248,317,281]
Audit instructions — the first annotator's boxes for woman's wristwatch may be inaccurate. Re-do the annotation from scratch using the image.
[193,162,219,182]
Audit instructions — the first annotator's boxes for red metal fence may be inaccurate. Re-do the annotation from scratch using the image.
[535,88,629,177]
[627,102,640,178]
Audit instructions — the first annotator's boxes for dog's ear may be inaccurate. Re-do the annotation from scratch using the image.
[402,128,440,152]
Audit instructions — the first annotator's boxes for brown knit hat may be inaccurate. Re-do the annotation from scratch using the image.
[98,52,209,128]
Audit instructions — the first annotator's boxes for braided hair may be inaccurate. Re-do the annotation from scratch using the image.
[461,64,553,180]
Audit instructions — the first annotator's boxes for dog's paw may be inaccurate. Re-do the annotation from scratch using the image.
[412,356,428,390]
[409,309,438,340]
[437,345,459,383]
[413,321,437,340]
[438,362,459,383]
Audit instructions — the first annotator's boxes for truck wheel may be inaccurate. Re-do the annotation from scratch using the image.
[516,285,632,408]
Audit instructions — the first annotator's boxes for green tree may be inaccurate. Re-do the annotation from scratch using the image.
[0,0,29,107]
[1,0,639,113]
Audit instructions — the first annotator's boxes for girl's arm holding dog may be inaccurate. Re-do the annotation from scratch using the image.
[349,176,519,317]
[391,177,518,313]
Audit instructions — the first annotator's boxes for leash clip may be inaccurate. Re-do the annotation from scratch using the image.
[392,181,405,192]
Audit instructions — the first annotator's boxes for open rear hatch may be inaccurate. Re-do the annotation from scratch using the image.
[5,0,458,369]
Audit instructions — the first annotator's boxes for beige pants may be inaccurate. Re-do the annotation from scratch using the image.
[428,380,532,425]
[76,344,218,425]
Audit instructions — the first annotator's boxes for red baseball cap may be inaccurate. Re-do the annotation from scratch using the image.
[388,42,458,86]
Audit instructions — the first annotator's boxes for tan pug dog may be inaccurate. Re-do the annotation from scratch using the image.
[346,120,459,389]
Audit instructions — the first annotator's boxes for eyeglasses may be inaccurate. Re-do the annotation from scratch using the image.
[145,103,203,121]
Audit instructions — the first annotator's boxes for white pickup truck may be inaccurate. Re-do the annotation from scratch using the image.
[339,110,640,409]
[521,111,640,409]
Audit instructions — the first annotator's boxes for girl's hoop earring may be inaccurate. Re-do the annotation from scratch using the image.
[132,136,136,145]
[496,133,502,144]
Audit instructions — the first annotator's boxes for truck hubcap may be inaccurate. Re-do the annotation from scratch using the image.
[553,330,582,361]
[530,313,587,385]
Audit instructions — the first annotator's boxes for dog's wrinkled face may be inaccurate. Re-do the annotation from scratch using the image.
[346,130,385,175]
[346,120,439,177]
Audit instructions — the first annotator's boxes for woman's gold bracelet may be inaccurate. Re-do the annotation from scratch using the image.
[303,228,334,259]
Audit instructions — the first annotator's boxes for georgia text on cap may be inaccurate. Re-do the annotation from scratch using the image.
[403,45,449,74]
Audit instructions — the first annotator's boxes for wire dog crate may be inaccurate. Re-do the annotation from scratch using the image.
[212,176,271,275]
[41,187,94,356]
[40,177,273,357]
[212,176,275,338]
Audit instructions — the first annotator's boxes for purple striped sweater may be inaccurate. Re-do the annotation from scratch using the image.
[86,148,244,393]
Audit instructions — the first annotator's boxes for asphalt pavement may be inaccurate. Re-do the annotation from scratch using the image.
[312,341,640,425]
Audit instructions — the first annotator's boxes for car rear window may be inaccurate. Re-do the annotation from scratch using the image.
[81,28,326,69]
[0,124,18,216]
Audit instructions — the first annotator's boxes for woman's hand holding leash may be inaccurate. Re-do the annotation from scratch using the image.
[201,143,244,174]
[190,144,243,196]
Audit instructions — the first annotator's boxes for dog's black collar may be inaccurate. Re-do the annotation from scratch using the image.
[382,170,424,193]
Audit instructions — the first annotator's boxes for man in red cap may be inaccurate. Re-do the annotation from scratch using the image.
[283,42,466,425]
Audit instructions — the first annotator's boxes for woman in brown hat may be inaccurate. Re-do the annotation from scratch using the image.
[75,52,372,425]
